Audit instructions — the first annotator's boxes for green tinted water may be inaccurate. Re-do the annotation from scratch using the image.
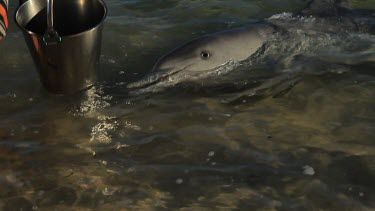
[0,0,374,210]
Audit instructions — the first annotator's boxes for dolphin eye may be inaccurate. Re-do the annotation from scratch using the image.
[200,51,210,60]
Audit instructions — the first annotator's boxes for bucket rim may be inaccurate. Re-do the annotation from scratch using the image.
[14,0,108,38]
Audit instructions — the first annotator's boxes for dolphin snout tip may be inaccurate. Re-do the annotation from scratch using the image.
[126,68,168,89]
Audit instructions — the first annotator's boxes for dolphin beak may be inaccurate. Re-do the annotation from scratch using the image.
[127,65,189,89]
[127,68,172,89]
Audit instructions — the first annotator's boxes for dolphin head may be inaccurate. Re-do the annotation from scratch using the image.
[128,23,275,93]
[153,35,241,74]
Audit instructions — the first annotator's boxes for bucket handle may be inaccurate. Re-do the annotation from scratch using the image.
[43,0,61,45]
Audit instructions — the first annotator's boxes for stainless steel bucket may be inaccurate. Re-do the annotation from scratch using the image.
[15,0,107,94]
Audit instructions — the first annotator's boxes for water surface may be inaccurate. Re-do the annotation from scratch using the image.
[0,0,374,210]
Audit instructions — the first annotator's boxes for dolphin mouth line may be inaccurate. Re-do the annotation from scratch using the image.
[127,64,192,89]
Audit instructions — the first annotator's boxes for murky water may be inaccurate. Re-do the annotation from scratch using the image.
[1,0,374,210]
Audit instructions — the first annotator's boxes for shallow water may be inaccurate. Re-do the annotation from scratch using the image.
[1,0,375,210]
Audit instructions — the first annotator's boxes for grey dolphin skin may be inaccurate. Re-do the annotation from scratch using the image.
[127,0,374,93]
[127,23,276,91]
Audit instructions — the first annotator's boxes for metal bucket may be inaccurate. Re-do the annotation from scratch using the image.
[15,0,107,94]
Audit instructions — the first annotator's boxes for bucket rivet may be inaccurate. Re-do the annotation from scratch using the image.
[43,0,61,45]
[43,30,62,45]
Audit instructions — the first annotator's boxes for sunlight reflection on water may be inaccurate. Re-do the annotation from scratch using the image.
[0,0,374,210]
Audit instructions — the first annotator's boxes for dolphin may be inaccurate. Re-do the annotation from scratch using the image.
[127,23,277,93]
[127,0,374,94]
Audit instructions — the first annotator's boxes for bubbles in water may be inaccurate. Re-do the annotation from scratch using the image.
[302,165,315,176]
[176,178,184,184]
[102,187,117,196]
[90,118,118,144]
[76,86,112,115]
[100,160,108,165]
[115,142,129,149]
[268,12,294,20]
